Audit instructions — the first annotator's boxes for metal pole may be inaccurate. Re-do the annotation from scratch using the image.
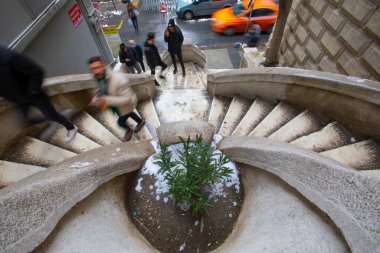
[112,0,117,11]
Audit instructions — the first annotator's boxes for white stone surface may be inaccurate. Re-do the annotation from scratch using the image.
[35,176,157,253]
[214,165,349,253]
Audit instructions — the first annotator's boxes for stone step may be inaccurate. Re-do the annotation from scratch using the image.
[0,161,46,188]
[218,95,252,136]
[126,109,153,141]
[208,96,232,133]
[89,110,137,141]
[249,102,298,138]
[269,110,324,142]
[158,62,204,89]
[361,170,380,181]
[154,89,210,124]
[136,98,160,138]
[193,63,207,87]
[291,121,352,152]
[39,124,101,154]
[72,111,120,146]
[320,140,380,171]
[7,136,76,167]
[232,97,275,136]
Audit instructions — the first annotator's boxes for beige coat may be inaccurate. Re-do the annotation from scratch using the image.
[103,70,137,115]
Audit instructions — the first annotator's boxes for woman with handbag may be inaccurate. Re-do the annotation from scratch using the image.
[126,2,139,31]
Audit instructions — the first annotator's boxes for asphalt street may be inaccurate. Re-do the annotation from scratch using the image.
[102,4,269,68]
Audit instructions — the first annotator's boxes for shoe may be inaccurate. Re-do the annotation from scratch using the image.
[155,80,160,86]
[182,71,186,77]
[123,129,134,142]
[173,69,177,74]
[64,125,78,143]
[159,74,165,79]
[134,120,146,133]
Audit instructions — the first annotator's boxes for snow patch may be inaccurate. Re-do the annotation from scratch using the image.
[135,178,143,192]
[69,162,93,169]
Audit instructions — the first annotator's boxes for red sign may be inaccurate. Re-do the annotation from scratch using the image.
[92,2,100,10]
[68,3,83,28]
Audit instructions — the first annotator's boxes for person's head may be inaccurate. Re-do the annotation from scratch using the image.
[88,56,106,80]
[120,43,127,52]
[128,40,136,47]
[147,32,155,44]
[168,19,175,33]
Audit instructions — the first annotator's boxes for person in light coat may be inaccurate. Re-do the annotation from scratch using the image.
[88,56,145,141]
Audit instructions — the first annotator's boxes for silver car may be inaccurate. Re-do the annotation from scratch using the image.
[177,0,237,20]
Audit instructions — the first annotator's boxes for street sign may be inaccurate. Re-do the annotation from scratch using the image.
[68,3,84,28]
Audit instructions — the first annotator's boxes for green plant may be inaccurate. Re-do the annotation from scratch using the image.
[154,135,232,216]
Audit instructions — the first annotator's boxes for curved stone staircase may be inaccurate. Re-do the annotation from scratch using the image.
[1,62,379,188]
[1,51,380,253]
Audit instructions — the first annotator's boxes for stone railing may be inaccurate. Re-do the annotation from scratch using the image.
[1,124,378,253]
[0,141,155,253]
[207,67,380,142]
[219,136,380,253]
[162,38,206,68]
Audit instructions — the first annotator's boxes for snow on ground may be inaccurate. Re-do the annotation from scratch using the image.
[69,162,94,169]
[137,135,240,205]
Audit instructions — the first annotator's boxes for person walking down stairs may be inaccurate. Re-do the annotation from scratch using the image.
[0,47,78,142]
[87,56,145,142]
[164,19,186,76]
[144,32,167,86]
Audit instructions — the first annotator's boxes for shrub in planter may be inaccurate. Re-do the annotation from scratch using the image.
[154,135,232,216]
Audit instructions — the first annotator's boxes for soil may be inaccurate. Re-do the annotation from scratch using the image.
[126,172,244,253]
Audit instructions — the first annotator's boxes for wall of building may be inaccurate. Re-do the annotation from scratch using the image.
[277,0,380,82]
[23,0,102,77]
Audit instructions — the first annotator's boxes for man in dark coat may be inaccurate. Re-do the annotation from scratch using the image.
[0,47,77,142]
[164,19,185,76]
[119,43,142,74]
[144,32,167,85]
[128,40,145,72]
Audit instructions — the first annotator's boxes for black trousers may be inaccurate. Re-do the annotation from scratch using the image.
[150,61,167,75]
[139,60,146,72]
[131,16,138,31]
[20,93,74,130]
[170,50,185,72]
[117,111,142,130]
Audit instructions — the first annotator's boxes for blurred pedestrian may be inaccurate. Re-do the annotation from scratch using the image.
[127,1,139,31]
[88,56,145,142]
[128,40,145,72]
[164,19,185,76]
[119,43,142,74]
[246,22,261,48]
[144,32,167,86]
[0,47,78,142]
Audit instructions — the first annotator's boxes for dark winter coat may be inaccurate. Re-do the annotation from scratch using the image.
[134,45,144,62]
[0,47,45,104]
[144,41,163,68]
[119,47,138,66]
[164,25,184,54]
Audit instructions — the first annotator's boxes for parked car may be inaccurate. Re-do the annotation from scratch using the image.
[177,0,237,20]
[211,0,279,35]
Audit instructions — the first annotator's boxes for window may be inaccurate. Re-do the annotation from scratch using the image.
[246,8,275,18]
[233,3,245,16]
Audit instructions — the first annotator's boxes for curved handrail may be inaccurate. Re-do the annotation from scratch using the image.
[219,136,380,253]
[0,141,155,253]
